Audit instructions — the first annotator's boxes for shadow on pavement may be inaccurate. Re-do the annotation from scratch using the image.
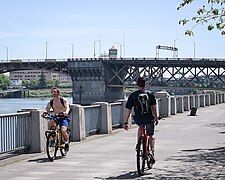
[28,156,64,163]
[158,146,225,179]
[95,171,152,179]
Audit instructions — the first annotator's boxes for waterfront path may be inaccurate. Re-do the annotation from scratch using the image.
[0,104,225,179]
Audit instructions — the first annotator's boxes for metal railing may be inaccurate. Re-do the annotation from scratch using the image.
[0,112,31,154]
[83,105,101,136]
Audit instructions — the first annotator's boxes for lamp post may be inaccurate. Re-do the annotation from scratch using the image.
[173,38,178,58]
[192,41,196,59]
[45,41,50,59]
[71,44,74,59]
[94,40,100,58]
[1,46,9,61]
[114,42,122,58]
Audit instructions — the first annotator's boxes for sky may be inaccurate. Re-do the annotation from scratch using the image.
[0,0,224,60]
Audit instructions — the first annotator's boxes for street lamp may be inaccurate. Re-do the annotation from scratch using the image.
[1,46,9,61]
[71,44,74,59]
[45,41,50,59]
[192,41,196,59]
[94,40,100,58]
[173,38,178,58]
[114,42,122,58]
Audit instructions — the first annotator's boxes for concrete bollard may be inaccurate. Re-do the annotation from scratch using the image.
[189,95,195,109]
[195,95,200,108]
[155,91,171,117]
[70,104,86,141]
[93,102,112,134]
[222,93,225,103]
[205,94,210,106]
[207,91,216,105]
[170,96,177,115]
[199,94,205,107]
[176,96,184,113]
[28,110,47,153]
[216,93,220,104]
[183,96,190,111]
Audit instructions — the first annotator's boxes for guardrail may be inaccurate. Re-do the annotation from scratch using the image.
[0,112,31,154]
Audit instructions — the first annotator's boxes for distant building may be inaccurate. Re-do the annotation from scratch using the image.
[9,70,71,88]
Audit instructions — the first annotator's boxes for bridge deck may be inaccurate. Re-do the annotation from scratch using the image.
[0,104,225,179]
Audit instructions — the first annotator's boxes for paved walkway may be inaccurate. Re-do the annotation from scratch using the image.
[0,104,225,179]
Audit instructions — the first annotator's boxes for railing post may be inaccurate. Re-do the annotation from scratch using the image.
[176,96,184,113]
[70,104,86,141]
[93,102,112,134]
[205,94,210,106]
[200,94,205,107]
[155,91,171,117]
[116,99,132,127]
[183,95,190,111]
[28,110,47,153]
[170,96,177,115]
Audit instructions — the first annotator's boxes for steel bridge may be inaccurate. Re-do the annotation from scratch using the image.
[1,57,225,103]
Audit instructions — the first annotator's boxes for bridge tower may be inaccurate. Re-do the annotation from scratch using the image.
[68,58,127,104]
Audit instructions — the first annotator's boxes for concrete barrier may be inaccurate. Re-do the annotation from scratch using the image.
[189,95,195,109]
[176,96,184,113]
[155,91,171,117]
[183,96,190,111]
[200,94,205,107]
[170,96,176,115]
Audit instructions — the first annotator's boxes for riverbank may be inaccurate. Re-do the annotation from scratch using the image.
[28,88,72,98]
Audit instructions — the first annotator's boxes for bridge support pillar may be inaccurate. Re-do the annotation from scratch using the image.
[68,60,126,104]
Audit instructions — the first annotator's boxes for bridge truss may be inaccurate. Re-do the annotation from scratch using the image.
[104,58,225,89]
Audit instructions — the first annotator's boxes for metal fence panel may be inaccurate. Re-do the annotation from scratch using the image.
[111,103,122,128]
[0,112,30,154]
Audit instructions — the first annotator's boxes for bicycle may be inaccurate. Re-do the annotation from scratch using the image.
[43,113,70,162]
[136,125,155,176]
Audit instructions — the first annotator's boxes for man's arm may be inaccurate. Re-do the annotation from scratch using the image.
[124,108,131,130]
[151,105,158,125]
[64,99,70,115]
[42,102,51,117]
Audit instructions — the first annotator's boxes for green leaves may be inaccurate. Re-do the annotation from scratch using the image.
[178,0,225,36]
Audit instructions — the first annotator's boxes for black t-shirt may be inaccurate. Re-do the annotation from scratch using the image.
[125,89,156,121]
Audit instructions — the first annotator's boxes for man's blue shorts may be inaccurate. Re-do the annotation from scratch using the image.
[58,118,70,128]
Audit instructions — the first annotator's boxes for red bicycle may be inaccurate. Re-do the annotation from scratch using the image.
[136,125,155,176]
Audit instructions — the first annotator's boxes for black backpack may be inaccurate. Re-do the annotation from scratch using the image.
[50,97,71,115]
[136,91,151,116]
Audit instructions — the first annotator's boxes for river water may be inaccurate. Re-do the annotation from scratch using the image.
[0,97,73,115]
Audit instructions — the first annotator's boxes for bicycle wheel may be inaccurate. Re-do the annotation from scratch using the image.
[46,132,58,162]
[136,136,146,176]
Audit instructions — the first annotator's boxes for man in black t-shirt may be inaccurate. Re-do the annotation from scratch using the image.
[124,77,158,163]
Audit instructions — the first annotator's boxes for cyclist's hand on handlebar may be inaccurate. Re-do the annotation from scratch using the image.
[41,112,48,117]
[154,117,159,125]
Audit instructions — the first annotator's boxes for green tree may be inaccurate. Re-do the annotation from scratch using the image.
[38,71,47,89]
[0,74,10,90]
[178,0,225,36]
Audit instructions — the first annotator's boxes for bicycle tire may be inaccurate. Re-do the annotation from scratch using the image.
[136,136,146,176]
[46,132,58,162]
